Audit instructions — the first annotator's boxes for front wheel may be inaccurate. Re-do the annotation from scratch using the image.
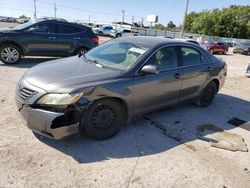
[0,45,21,64]
[195,81,217,107]
[84,99,125,139]
[116,33,122,38]
[74,47,88,55]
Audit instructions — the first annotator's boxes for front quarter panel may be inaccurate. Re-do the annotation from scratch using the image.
[77,77,134,118]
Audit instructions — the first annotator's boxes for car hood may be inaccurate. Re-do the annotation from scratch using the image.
[23,56,122,93]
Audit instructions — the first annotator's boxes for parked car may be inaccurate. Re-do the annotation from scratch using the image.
[246,64,250,78]
[97,25,113,36]
[110,28,139,38]
[233,42,250,55]
[204,42,229,54]
[0,19,99,64]
[16,37,227,140]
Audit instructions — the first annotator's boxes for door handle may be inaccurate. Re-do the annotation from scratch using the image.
[74,37,81,40]
[174,73,181,79]
[48,37,56,39]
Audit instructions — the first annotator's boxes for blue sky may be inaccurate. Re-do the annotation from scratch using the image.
[0,0,249,25]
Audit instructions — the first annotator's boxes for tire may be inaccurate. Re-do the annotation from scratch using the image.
[98,31,103,36]
[0,44,21,64]
[116,33,122,38]
[84,99,125,139]
[195,81,217,107]
[74,47,88,55]
[223,49,228,54]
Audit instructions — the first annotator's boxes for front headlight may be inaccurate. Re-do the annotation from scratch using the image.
[37,92,83,105]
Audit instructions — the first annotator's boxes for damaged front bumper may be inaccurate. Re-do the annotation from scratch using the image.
[15,80,86,140]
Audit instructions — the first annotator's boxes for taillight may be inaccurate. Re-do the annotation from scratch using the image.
[91,37,99,44]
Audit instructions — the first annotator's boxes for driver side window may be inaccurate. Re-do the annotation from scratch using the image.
[146,46,178,71]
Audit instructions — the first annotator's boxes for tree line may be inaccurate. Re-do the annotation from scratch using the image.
[185,5,250,39]
[153,5,249,39]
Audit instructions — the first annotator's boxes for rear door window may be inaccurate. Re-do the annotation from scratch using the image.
[181,47,203,66]
[56,24,83,34]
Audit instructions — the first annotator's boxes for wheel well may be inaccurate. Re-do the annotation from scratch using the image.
[94,97,129,121]
[0,41,24,55]
[74,46,89,55]
[211,79,219,92]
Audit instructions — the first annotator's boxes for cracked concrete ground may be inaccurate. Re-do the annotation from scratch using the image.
[0,37,250,187]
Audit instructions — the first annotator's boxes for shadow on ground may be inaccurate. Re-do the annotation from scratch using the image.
[36,93,250,164]
[0,57,58,68]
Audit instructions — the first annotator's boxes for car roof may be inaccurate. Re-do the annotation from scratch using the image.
[115,36,197,48]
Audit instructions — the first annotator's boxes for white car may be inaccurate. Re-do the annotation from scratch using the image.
[110,28,139,38]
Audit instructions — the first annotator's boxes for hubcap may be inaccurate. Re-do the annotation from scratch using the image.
[92,105,116,130]
[1,47,19,63]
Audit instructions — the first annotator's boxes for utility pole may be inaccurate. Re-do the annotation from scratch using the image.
[141,17,144,27]
[121,10,125,23]
[34,0,37,19]
[88,15,91,23]
[132,16,134,24]
[54,3,57,18]
[180,0,189,38]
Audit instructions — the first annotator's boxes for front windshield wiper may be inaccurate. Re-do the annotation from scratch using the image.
[81,54,107,68]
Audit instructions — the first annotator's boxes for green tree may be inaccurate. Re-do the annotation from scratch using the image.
[153,23,166,30]
[167,21,176,29]
[19,15,28,19]
[185,5,250,39]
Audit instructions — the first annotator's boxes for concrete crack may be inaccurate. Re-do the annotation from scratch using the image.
[126,122,141,188]
[144,116,181,142]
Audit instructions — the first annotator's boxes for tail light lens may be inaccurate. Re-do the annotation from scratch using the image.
[91,37,99,44]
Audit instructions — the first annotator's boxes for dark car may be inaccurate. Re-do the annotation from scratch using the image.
[204,42,229,54]
[15,37,227,140]
[0,19,99,64]
[233,42,250,55]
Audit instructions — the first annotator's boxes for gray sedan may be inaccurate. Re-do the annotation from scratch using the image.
[15,37,227,140]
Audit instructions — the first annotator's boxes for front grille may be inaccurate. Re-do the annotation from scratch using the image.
[17,87,37,101]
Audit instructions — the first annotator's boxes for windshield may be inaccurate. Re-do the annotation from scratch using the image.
[12,20,39,30]
[84,41,150,71]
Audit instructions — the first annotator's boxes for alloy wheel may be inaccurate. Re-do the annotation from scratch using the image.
[1,47,20,63]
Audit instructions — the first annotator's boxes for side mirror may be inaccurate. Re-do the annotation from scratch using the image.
[140,65,159,75]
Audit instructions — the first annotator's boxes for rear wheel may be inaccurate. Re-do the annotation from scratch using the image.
[223,49,228,54]
[209,49,214,54]
[0,44,21,64]
[98,31,103,36]
[84,99,125,139]
[195,81,217,107]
